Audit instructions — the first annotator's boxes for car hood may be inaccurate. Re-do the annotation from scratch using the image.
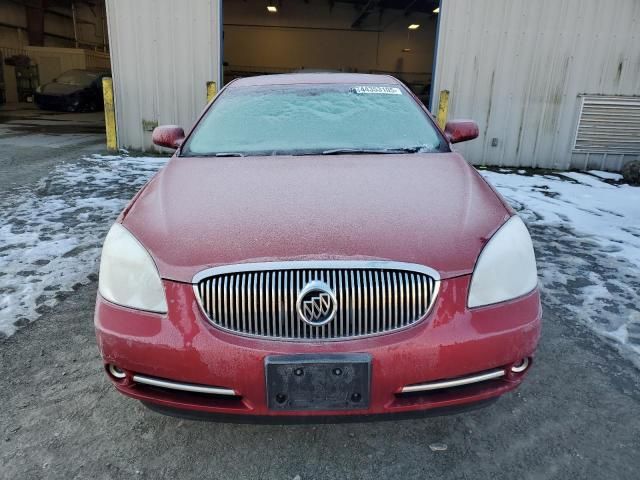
[122,153,511,282]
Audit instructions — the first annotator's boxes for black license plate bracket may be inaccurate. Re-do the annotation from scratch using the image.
[265,353,371,411]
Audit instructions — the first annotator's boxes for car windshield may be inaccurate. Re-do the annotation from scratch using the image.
[55,70,99,87]
[181,83,444,156]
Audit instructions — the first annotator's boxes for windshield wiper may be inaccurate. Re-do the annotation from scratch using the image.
[213,152,245,157]
[321,146,425,155]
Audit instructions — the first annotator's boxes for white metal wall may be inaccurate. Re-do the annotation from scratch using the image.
[105,0,221,151]
[433,0,640,171]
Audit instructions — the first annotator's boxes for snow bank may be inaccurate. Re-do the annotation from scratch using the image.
[0,154,168,337]
[481,169,640,365]
[482,170,640,267]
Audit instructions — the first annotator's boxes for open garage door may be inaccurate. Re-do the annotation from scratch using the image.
[222,0,440,108]
[1,0,112,193]
[0,0,109,143]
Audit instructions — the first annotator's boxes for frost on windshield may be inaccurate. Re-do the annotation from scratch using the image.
[185,85,441,155]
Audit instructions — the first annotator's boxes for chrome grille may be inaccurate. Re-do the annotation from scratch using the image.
[193,261,439,341]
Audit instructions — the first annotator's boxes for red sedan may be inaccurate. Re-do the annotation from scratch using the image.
[95,73,541,421]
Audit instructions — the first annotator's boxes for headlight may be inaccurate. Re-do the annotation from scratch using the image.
[98,223,167,313]
[467,216,538,308]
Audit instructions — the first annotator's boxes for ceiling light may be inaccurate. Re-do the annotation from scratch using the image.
[408,24,420,30]
[267,5,277,13]
[433,7,440,13]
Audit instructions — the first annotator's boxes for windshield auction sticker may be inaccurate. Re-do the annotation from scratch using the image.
[354,86,402,95]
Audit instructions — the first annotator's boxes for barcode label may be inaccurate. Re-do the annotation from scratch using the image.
[354,86,402,95]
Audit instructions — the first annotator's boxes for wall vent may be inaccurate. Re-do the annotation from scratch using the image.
[573,96,640,154]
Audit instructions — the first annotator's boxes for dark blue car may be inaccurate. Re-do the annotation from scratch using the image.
[34,68,111,112]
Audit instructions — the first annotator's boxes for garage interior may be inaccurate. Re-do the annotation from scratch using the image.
[0,0,109,139]
[223,0,440,107]
[0,0,109,102]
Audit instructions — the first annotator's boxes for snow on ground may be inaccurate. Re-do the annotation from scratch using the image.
[481,169,640,366]
[587,170,624,182]
[0,154,168,337]
[1,155,639,368]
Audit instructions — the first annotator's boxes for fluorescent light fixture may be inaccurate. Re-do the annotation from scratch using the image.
[408,24,420,30]
[433,7,440,13]
[267,5,277,12]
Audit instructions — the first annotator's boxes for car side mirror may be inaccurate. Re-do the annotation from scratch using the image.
[444,120,479,144]
[152,125,185,149]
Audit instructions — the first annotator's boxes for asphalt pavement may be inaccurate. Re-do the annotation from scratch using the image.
[1,280,639,479]
[0,103,105,192]
[0,104,639,479]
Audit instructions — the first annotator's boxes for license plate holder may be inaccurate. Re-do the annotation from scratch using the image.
[265,354,371,411]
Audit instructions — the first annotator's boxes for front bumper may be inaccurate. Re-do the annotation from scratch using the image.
[95,275,541,419]
[34,93,78,111]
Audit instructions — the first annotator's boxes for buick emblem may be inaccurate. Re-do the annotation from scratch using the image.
[296,281,337,326]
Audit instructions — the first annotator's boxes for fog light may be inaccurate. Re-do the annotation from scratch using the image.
[511,358,529,373]
[108,364,127,379]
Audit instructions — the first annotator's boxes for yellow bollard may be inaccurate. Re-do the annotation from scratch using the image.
[102,77,117,151]
[206,81,217,103]
[436,89,450,130]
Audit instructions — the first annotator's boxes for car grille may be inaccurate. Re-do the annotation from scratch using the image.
[193,261,440,341]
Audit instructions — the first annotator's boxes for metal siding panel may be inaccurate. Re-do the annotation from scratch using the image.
[434,0,640,171]
[105,0,221,151]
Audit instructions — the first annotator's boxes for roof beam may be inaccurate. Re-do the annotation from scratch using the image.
[351,0,378,28]
[402,0,420,16]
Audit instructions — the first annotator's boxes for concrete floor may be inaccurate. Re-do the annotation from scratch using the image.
[0,103,107,192]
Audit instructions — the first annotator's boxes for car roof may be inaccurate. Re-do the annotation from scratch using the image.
[227,73,402,88]
[60,68,110,74]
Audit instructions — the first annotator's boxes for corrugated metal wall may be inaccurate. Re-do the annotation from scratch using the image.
[433,0,640,171]
[105,0,221,151]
